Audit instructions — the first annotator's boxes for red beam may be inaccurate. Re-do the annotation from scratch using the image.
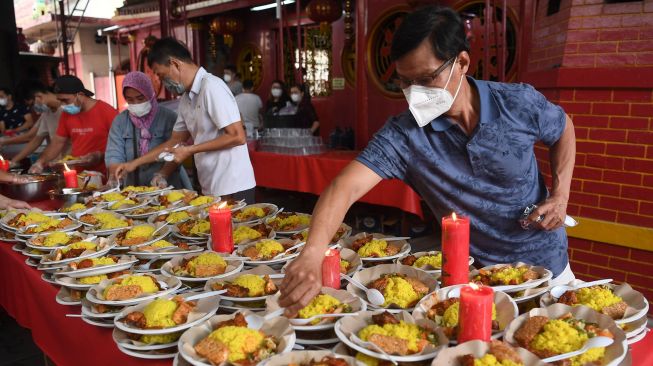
[355,0,368,149]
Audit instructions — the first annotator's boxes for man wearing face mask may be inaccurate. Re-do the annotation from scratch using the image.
[105,71,190,188]
[279,6,576,316]
[114,38,256,203]
[29,75,117,174]
[223,65,243,97]
[8,82,69,167]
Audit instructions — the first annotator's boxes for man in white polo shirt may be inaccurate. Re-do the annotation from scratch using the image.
[115,38,256,202]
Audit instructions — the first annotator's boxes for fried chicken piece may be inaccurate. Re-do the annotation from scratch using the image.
[352,235,373,252]
[76,258,94,269]
[242,246,260,260]
[80,214,99,225]
[105,285,144,301]
[431,298,460,316]
[514,316,549,348]
[194,337,230,366]
[177,242,191,250]
[602,301,627,319]
[216,313,248,329]
[385,243,401,256]
[552,360,571,366]
[404,277,429,295]
[459,354,475,366]
[194,264,226,277]
[224,284,250,297]
[372,311,399,326]
[119,237,149,246]
[522,269,539,281]
[70,289,83,301]
[107,270,131,279]
[368,277,389,293]
[264,275,278,295]
[172,296,197,325]
[368,334,409,356]
[401,255,417,266]
[489,340,522,364]
[311,356,350,366]
[557,291,578,306]
[125,311,147,328]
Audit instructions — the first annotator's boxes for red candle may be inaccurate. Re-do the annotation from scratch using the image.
[63,163,78,188]
[0,157,9,171]
[458,284,494,343]
[441,212,470,287]
[209,202,233,253]
[322,249,341,289]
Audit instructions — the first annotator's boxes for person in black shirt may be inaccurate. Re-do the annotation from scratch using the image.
[0,87,32,135]
[289,83,319,136]
[264,80,289,118]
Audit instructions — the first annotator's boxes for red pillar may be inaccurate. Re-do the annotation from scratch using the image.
[159,0,170,38]
[354,0,369,150]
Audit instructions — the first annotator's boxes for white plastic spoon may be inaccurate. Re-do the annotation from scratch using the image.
[542,336,614,363]
[340,273,385,306]
[350,333,399,366]
[379,237,411,241]
[135,257,159,271]
[271,242,305,259]
[185,289,227,301]
[549,279,613,299]
[245,308,285,330]
[290,312,357,326]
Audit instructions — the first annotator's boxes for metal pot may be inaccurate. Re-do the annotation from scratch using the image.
[48,187,94,206]
[0,173,63,202]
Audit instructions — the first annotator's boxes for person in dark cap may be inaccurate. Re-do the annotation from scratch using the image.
[29,75,117,175]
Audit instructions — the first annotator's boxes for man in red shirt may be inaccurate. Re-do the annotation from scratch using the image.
[29,75,117,174]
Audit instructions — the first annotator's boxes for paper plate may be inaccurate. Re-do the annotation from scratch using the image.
[128,242,205,260]
[41,272,57,285]
[231,203,279,225]
[80,298,123,319]
[347,263,439,313]
[55,255,138,278]
[232,222,276,247]
[261,350,364,366]
[234,238,304,266]
[267,287,367,331]
[55,286,85,306]
[265,212,312,235]
[204,265,282,302]
[508,283,550,303]
[25,257,39,267]
[539,280,649,324]
[0,209,64,232]
[431,340,548,366]
[338,233,411,263]
[25,231,92,252]
[395,251,474,275]
[107,223,171,251]
[39,238,113,266]
[627,328,649,345]
[116,342,177,359]
[114,292,221,335]
[334,310,448,362]
[81,316,116,328]
[86,273,182,306]
[469,262,553,293]
[105,197,152,213]
[69,207,127,227]
[177,311,295,366]
[121,185,174,197]
[16,220,82,238]
[160,252,244,283]
[112,327,180,351]
[503,304,628,366]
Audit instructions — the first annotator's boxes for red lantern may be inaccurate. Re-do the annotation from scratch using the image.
[307,0,342,31]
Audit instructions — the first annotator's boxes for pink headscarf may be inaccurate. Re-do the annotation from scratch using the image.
[122,71,159,157]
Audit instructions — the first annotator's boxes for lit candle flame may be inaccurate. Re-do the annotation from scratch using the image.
[325,248,338,256]
[0,155,4,162]
[217,201,228,209]
[452,212,457,221]
[469,282,479,290]
[63,163,70,172]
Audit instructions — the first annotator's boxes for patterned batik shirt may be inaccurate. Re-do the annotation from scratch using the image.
[357,77,569,276]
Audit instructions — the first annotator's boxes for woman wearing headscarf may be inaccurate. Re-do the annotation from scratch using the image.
[105,71,191,188]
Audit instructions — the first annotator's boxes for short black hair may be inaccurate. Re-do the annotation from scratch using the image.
[26,81,52,96]
[224,64,237,73]
[390,6,470,62]
[242,79,254,89]
[147,37,193,67]
[0,87,13,96]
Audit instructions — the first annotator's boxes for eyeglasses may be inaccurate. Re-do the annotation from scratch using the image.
[394,57,455,89]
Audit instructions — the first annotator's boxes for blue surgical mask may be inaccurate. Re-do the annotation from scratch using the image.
[33,103,49,113]
[163,78,185,95]
[62,103,81,115]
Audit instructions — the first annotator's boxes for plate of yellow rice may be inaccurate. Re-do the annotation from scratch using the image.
[205,265,282,302]
[503,303,627,366]
[25,230,90,252]
[334,310,448,362]
[56,254,138,278]
[338,233,411,263]
[470,262,553,293]
[232,203,280,225]
[178,310,295,366]
[87,273,182,306]
[235,238,304,265]
[161,252,244,282]
[432,339,547,366]
[265,212,312,235]
[39,237,114,266]
[396,251,474,275]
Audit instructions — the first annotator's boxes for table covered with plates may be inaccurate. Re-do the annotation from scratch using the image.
[249,150,424,218]
[1,196,652,366]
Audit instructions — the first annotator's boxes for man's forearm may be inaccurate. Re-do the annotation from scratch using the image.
[36,141,64,166]
[11,135,45,163]
[131,139,178,168]
[158,161,180,177]
[549,115,576,200]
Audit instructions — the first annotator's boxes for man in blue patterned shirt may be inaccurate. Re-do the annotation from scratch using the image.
[280,6,576,315]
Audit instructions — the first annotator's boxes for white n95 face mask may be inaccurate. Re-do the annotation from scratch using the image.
[127,101,152,117]
[402,57,464,127]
